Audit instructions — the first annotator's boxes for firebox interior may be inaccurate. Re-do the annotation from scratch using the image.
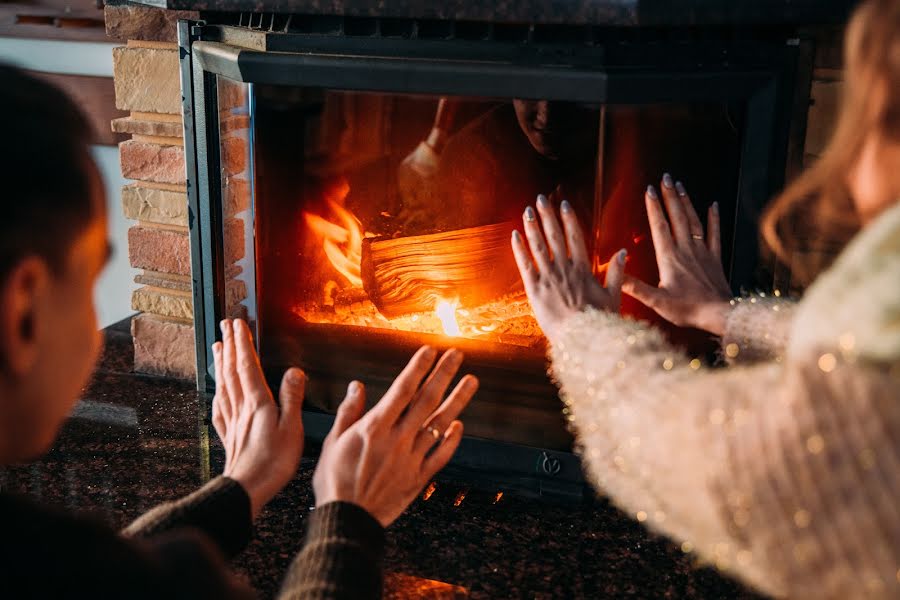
[217,78,744,450]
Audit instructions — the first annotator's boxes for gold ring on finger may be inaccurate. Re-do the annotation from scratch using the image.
[691,234,704,241]
[423,425,441,440]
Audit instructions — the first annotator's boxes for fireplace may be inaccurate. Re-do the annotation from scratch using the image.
[179,14,812,498]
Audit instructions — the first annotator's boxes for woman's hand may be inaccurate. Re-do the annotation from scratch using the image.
[511,194,626,346]
[312,347,478,528]
[211,319,306,519]
[621,175,733,336]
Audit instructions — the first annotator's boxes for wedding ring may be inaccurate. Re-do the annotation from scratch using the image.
[423,425,441,440]
[691,234,704,241]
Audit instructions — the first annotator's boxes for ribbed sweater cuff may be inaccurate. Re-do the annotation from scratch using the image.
[123,476,252,559]
[306,502,385,551]
[280,502,384,599]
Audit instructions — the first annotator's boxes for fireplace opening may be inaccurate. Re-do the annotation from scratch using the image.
[215,77,745,450]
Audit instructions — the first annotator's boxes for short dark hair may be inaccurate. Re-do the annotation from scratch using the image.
[0,64,98,279]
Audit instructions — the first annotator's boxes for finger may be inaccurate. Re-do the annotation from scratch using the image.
[413,375,478,456]
[420,421,464,480]
[212,342,231,425]
[522,205,553,275]
[604,249,627,309]
[707,202,722,261]
[660,173,691,246]
[233,319,269,408]
[278,367,306,433]
[399,349,464,434]
[220,319,244,411]
[645,186,674,260]
[560,200,590,267]
[675,181,705,244]
[621,274,665,311]
[212,395,226,443]
[511,230,538,291]
[371,346,438,425]
[535,194,567,265]
[327,381,367,447]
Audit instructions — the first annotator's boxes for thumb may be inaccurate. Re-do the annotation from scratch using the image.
[328,381,366,443]
[604,249,627,308]
[621,274,663,310]
[278,367,306,431]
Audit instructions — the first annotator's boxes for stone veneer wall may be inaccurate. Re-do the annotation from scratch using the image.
[106,3,199,379]
[105,3,845,379]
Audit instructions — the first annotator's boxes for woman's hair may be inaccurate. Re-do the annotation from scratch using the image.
[761,0,900,285]
[0,64,96,279]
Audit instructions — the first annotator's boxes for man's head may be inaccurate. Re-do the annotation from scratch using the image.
[0,65,110,463]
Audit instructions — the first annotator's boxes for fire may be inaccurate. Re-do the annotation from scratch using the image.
[435,299,461,336]
[304,199,366,288]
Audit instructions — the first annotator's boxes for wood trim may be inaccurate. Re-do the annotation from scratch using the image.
[0,1,111,43]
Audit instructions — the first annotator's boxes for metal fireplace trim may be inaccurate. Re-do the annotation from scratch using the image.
[179,19,803,500]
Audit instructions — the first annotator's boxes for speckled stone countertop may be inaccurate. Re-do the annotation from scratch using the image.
[0,319,764,599]
[126,0,856,27]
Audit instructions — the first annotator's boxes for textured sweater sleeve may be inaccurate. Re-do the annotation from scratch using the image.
[550,307,900,599]
[122,476,252,560]
[279,501,385,600]
[721,295,796,364]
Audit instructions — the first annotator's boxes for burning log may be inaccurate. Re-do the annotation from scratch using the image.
[361,222,523,318]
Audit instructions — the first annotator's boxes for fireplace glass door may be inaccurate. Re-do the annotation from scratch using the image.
[184,30,796,491]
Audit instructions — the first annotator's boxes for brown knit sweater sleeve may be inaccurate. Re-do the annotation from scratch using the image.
[122,476,252,559]
[550,307,900,599]
[279,501,385,600]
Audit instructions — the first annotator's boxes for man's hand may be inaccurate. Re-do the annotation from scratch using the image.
[312,347,478,527]
[211,319,306,519]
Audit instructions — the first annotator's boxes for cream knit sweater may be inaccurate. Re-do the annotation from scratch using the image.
[550,202,900,599]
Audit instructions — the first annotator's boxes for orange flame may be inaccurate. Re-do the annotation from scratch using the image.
[435,299,461,336]
[304,200,366,288]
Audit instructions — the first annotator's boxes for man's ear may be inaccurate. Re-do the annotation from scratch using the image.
[0,256,51,377]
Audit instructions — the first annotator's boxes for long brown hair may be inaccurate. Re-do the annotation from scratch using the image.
[761,0,900,285]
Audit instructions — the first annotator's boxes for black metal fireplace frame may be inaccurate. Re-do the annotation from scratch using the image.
[178,18,805,500]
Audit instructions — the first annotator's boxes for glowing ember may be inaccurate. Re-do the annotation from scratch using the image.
[492,491,504,504]
[422,481,437,501]
[453,489,468,507]
[435,299,461,337]
[304,200,367,288]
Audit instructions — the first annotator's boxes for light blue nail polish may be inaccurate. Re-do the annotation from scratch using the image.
[512,230,521,240]
[663,173,674,189]
[536,194,548,208]
[618,249,627,264]
[646,185,658,200]
[712,201,719,215]
[524,206,536,221]
[561,200,572,213]
[675,181,687,196]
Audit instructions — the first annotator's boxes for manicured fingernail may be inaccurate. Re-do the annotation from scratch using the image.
[348,380,362,396]
[536,194,548,208]
[675,181,687,196]
[524,206,536,222]
[646,185,658,200]
[512,230,521,241]
[663,173,674,189]
[617,249,627,264]
[561,200,572,214]
[712,201,719,215]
